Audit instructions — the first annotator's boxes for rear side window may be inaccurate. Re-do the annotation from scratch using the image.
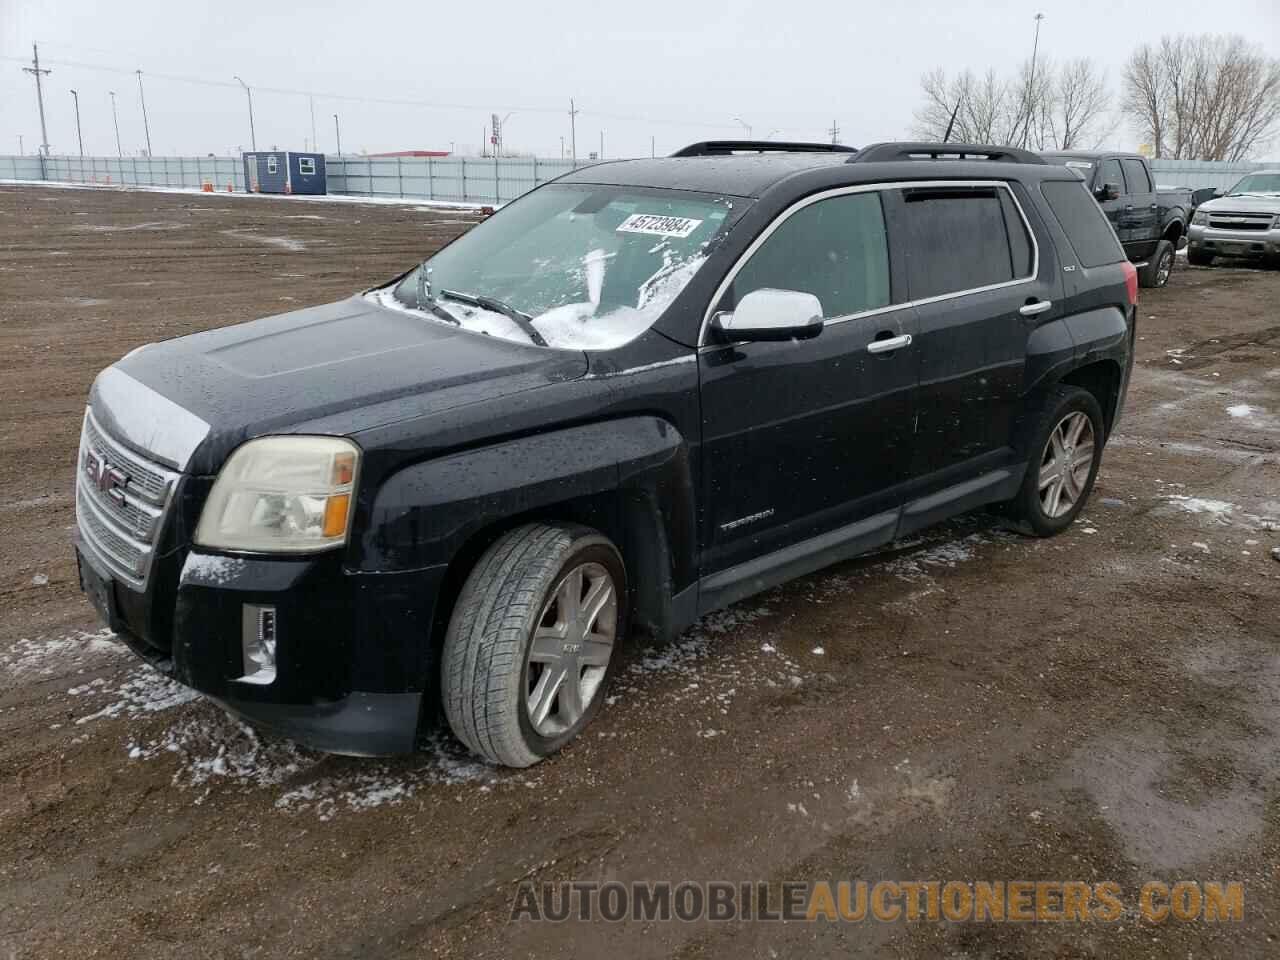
[898,187,1027,300]
[1040,180,1126,268]
[727,191,891,318]
[1120,159,1152,193]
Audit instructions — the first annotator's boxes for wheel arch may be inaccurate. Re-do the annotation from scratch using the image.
[1163,218,1185,244]
[1058,358,1123,437]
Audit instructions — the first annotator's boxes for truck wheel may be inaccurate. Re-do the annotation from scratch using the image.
[442,523,626,767]
[1187,247,1214,267]
[1140,239,1175,287]
[1004,386,1105,538]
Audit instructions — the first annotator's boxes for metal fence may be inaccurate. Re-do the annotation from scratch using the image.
[0,153,598,205]
[2,153,1275,203]
[1149,159,1273,190]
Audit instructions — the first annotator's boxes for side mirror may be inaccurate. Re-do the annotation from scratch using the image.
[1095,183,1121,202]
[711,288,824,342]
[1191,187,1219,207]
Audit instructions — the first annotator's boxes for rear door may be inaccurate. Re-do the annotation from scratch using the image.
[1120,157,1158,259]
[698,188,918,577]
[893,182,1058,490]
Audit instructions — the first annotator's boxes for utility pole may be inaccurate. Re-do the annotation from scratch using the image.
[651,135,655,158]
[1019,13,1045,149]
[309,95,317,154]
[135,70,153,156]
[734,117,752,138]
[22,43,51,157]
[18,135,23,155]
[234,76,257,151]
[333,113,342,155]
[559,135,564,159]
[828,120,840,144]
[568,98,579,165]
[70,89,83,156]
[599,130,604,159]
[109,91,123,156]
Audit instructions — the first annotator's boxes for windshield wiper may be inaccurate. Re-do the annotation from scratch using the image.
[439,289,549,347]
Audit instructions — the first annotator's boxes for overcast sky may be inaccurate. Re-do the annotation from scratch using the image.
[2,0,1278,159]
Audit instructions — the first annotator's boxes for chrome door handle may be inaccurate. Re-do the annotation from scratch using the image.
[1019,300,1053,317]
[867,334,913,354]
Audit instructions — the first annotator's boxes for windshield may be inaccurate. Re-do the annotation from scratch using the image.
[1226,173,1280,196]
[380,184,739,350]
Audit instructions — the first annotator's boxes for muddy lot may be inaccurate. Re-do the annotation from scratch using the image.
[1,183,1279,959]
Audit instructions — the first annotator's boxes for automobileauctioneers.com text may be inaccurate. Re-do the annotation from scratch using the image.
[511,880,1243,924]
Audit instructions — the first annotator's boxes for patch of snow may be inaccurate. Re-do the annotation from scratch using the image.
[221,229,307,252]
[1165,496,1236,522]
[75,665,199,724]
[1227,404,1257,418]
[31,573,49,586]
[0,629,123,678]
[812,646,825,656]
[180,552,247,586]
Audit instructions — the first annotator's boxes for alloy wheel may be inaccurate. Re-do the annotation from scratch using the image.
[525,562,617,737]
[1156,248,1174,286]
[1038,411,1095,519]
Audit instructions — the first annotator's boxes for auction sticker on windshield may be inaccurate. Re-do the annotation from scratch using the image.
[616,214,704,238]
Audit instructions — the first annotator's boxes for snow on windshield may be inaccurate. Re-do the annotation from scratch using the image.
[378,185,732,351]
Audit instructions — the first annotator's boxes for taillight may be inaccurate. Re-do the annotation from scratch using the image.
[1121,260,1138,306]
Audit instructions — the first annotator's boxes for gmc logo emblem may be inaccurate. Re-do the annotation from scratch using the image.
[84,451,129,506]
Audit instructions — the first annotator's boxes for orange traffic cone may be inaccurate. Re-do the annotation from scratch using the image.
[202,182,214,193]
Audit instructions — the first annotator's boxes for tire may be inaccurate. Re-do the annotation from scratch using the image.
[1187,247,1214,267]
[1139,239,1175,288]
[442,523,627,767]
[1004,385,1105,538]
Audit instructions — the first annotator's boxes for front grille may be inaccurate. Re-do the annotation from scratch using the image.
[1208,212,1275,231]
[76,407,180,589]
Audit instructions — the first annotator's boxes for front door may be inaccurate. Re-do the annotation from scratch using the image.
[698,189,918,577]
[1095,157,1129,247]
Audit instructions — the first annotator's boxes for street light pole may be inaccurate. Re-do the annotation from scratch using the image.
[734,116,752,138]
[234,76,257,152]
[1019,13,1046,149]
[70,89,83,156]
[333,113,342,156]
[135,70,153,156]
[109,91,123,157]
[568,98,579,165]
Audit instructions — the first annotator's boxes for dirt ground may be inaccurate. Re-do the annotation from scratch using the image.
[1,183,1279,959]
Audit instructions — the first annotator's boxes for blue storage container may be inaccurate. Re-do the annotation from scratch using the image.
[242,151,326,195]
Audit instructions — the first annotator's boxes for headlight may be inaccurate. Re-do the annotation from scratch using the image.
[1192,210,1209,226]
[195,436,359,553]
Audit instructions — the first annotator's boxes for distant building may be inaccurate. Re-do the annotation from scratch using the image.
[367,150,452,158]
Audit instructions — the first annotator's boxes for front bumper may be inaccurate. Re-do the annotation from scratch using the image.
[77,538,448,756]
[1187,224,1280,259]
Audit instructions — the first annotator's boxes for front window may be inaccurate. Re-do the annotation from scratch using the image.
[382,184,740,349]
[1227,172,1280,196]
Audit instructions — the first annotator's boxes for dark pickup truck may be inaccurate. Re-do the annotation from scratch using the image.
[1041,151,1193,288]
[74,141,1137,767]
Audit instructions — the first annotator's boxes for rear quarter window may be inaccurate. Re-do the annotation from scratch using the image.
[1040,180,1126,269]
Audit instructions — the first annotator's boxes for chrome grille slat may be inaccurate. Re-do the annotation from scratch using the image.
[76,408,180,590]
[83,410,173,504]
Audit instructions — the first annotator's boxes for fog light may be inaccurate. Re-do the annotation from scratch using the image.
[240,604,277,685]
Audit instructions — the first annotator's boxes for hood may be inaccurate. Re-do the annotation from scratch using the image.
[1199,194,1280,216]
[93,295,587,474]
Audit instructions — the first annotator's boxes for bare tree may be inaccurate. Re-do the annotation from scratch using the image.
[914,59,1113,150]
[1123,35,1280,160]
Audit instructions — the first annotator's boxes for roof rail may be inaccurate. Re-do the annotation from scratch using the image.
[850,142,1047,165]
[672,140,858,158]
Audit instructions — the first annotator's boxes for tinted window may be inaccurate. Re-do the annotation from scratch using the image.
[1041,180,1126,268]
[999,189,1035,278]
[898,188,1020,299]
[728,192,890,318]
[1120,158,1152,193]
[1098,158,1125,194]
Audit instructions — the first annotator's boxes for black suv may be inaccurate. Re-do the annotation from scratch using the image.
[74,141,1137,767]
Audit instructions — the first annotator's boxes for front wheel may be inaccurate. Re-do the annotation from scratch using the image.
[442,523,626,767]
[1004,386,1105,537]
[1140,239,1175,287]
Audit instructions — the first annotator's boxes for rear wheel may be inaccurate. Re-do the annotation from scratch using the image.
[1004,386,1105,537]
[442,523,626,768]
[1187,247,1215,267]
[1140,239,1175,287]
